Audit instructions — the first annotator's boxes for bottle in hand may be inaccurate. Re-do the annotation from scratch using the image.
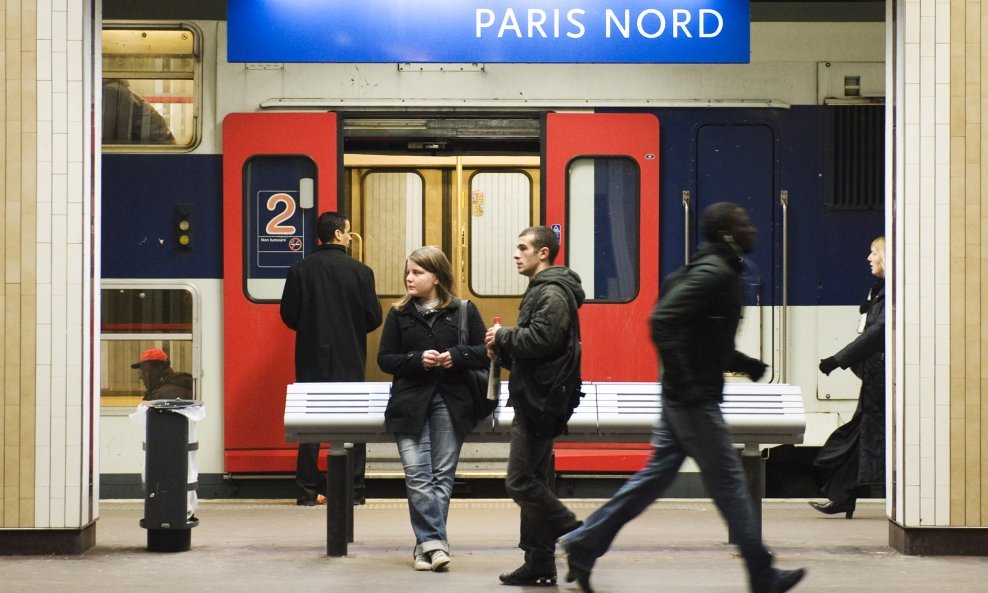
[487,317,501,401]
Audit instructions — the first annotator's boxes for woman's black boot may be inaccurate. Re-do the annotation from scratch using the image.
[808,498,856,519]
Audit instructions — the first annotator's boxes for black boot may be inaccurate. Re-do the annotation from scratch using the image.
[808,498,856,519]
[498,563,557,586]
[565,557,593,593]
[769,568,806,593]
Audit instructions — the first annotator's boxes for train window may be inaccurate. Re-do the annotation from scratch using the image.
[469,171,532,297]
[244,156,317,302]
[101,24,200,149]
[99,286,198,408]
[567,157,640,302]
[362,171,425,296]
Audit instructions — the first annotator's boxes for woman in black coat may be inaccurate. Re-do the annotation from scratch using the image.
[811,236,886,518]
[378,246,489,572]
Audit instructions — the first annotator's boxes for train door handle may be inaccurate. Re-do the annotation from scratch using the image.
[299,177,314,209]
[682,190,691,265]
[779,189,789,383]
[350,232,364,262]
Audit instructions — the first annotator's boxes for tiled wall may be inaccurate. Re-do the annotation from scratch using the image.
[946,0,988,527]
[2,0,39,528]
[0,0,96,530]
[894,0,986,528]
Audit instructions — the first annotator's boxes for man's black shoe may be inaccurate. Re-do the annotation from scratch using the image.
[565,560,593,593]
[498,563,557,586]
[296,497,316,507]
[770,568,806,593]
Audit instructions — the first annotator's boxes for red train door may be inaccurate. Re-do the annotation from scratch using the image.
[544,112,660,382]
[545,112,660,473]
[222,112,338,472]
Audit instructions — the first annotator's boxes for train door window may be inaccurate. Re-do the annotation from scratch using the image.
[469,171,532,296]
[362,171,425,295]
[99,285,199,409]
[567,157,640,301]
[102,23,201,149]
[244,156,318,302]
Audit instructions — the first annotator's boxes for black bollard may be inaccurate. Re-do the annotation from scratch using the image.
[140,400,201,552]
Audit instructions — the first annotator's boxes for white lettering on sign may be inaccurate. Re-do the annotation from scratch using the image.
[699,9,723,38]
[476,7,586,39]
[673,9,691,38]
[476,7,725,40]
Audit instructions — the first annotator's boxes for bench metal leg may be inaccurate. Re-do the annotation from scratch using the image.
[326,445,349,556]
[344,443,355,543]
[729,445,765,544]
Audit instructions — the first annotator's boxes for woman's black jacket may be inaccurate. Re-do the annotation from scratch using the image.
[378,300,489,437]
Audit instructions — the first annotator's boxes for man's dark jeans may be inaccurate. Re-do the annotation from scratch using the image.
[563,399,775,590]
[505,411,579,565]
[296,442,366,503]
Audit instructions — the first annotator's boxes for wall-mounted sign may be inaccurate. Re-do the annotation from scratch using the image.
[253,190,307,272]
[228,0,750,64]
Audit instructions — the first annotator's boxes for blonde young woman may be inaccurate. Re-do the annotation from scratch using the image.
[811,236,886,518]
[378,246,489,571]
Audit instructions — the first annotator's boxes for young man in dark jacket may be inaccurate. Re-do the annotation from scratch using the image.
[280,212,382,506]
[561,203,805,593]
[485,226,584,586]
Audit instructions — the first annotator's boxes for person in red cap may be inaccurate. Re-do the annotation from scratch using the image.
[131,347,193,400]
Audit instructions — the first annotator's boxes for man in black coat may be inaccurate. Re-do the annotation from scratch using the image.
[561,203,805,593]
[485,226,584,586]
[280,212,382,506]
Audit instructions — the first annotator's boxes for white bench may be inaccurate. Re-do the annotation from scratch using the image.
[285,381,805,556]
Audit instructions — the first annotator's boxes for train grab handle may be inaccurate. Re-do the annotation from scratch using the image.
[350,231,364,262]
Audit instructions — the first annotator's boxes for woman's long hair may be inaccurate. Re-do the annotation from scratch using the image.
[393,246,458,311]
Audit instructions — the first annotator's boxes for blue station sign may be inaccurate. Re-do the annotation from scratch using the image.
[228,1,750,64]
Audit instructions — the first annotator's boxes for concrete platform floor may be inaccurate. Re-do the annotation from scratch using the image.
[4,499,987,592]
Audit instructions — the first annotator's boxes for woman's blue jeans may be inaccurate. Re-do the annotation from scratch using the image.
[395,393,464,555]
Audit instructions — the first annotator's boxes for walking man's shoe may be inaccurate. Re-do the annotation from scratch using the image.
[769,568,807,593]
[498,563,557,586]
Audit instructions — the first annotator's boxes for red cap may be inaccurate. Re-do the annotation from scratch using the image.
[131,347,169,368]
[493,316,501,324]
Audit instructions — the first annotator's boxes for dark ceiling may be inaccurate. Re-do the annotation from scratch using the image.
[103,1,884,23]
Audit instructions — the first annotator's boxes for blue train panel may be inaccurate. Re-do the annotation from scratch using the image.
[102,154,223,279]
[600,106,882,307]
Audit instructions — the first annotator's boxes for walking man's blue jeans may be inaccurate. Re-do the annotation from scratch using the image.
[395,393,463,555]
[563,399,775,591]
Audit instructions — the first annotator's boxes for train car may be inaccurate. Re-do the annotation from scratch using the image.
[98,3,885,498]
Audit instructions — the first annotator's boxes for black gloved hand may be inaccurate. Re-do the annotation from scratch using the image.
[748,361,768,382]
[819,356,839,376]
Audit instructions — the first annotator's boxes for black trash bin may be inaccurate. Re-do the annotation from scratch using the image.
[139,399,203,552]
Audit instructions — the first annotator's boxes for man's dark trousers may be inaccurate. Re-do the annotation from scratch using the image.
[505,411,579,565]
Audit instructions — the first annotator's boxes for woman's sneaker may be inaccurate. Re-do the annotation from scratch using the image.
[413,552,431,571]
[430,550,451,572]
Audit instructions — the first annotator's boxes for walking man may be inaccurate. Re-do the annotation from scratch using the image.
[485,226,585,586]
[280,211,382,506]
[561,203,806,593]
